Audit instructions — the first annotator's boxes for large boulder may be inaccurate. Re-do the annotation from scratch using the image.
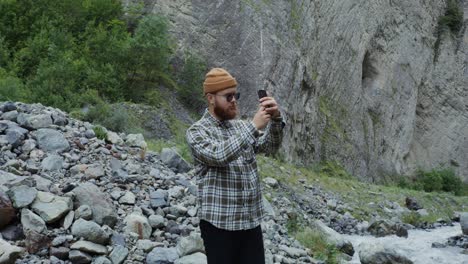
[0,238,24,264]
[30,191,72,223]
[17,113,53,130]
[359,241,413,264]
[21,209,46,234]
[72,183,118,227]
[174,253,207,264]
[34,128,70,153]
[160,148,192,173]
[0,191,15,229]
[312,220,354,256]
[125,133,147,149]
[461,212,468,235]
[176,232,205,257]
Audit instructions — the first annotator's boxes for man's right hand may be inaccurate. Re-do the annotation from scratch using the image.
[252,106,271,130]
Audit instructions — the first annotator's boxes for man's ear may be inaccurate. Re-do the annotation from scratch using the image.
[206,93,215,105]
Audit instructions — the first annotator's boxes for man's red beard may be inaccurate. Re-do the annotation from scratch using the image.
[214,104,238,120]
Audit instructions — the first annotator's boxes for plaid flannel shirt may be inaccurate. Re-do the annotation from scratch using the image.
[186,109,284,231]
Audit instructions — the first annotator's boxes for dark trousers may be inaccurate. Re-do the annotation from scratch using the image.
[200,220,266,264]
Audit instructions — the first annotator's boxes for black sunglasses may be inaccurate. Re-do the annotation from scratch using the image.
[213,92,240,102]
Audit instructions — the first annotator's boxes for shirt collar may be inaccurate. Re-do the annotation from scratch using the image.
[203,109,233,128]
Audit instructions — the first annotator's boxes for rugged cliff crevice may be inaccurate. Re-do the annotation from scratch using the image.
[135,0,468,182]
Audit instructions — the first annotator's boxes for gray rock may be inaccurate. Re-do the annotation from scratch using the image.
[313,220,354,256]
[107,131,123,145]
[5,127,27,148]
[137,240,162,253]
[405,197,423,211]
[62,211,75,230]
[71,218,110,245]
[50,255,65,264]
[0,238,24,264]
[50,247,70,260]
[22,139,37,154]
[119,191,136,205]
[18,113,53,129]
[35,128,70,153]
[7,185,37,208]
[461,212,468,235]
[51,112,68,126]
[174,252,207,264]
[263,197,276,219]
[1,111,18,122]
[73,182,118,227]
[83,164,105,180]
[32,175,52,191]
[52,235,74,247]
[31,191,72,223]
[124,212,152,239]
[41,154,64,171]
[69,250,92,264]
[21,208,46,234]
[0,191,15,229]
[0,225,24,241]
[176,232,205,257]
[109,245,129,264]
[160,148,191,173]
[71,241,108,255]
[125,133,147,149]
[263,177,278,188]
[84,130,95,139]
[149,214,166,229]
[150,190,169,209]
[75,205,93,220]
[359,241,413,264]
[0,102,17,112]
[146,247,179,264]
[93,256,112,264]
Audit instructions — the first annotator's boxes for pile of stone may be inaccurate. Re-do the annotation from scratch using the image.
[0,102,316,264]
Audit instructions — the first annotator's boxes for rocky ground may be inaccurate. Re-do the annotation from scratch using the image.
[0,101,467,264]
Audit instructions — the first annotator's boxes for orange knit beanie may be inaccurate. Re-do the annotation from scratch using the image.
[203,68,237,94]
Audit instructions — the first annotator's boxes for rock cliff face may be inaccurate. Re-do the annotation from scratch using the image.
[137,0,468,181]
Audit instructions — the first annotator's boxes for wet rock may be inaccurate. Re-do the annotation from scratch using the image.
[313,220,354,256]
[461,212,468,235]
[359,241,413,264]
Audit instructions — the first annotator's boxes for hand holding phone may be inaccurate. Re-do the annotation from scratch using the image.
[257,90,267,99]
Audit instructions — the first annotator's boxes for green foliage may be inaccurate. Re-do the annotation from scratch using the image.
[318,160,352,179]
[176,52,207,112]
[438,0,464,34]
[295,228,340,263]
[0,68,29,102]
[416,167,463,195]
[93,125,107,140]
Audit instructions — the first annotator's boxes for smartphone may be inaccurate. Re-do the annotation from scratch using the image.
[257,90,267,99]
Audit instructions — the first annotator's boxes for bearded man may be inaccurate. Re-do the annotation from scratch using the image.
[186,68,284,264]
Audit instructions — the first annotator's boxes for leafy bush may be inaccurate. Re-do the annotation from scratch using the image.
[0,69,29,102]
[93,125,107,140]
[438,0,464,34]
[415,167,463,195]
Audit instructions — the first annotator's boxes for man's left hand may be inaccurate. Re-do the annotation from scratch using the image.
[259,97,280,118]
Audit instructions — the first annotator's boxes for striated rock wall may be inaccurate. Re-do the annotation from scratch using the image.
[136,0,468,182]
